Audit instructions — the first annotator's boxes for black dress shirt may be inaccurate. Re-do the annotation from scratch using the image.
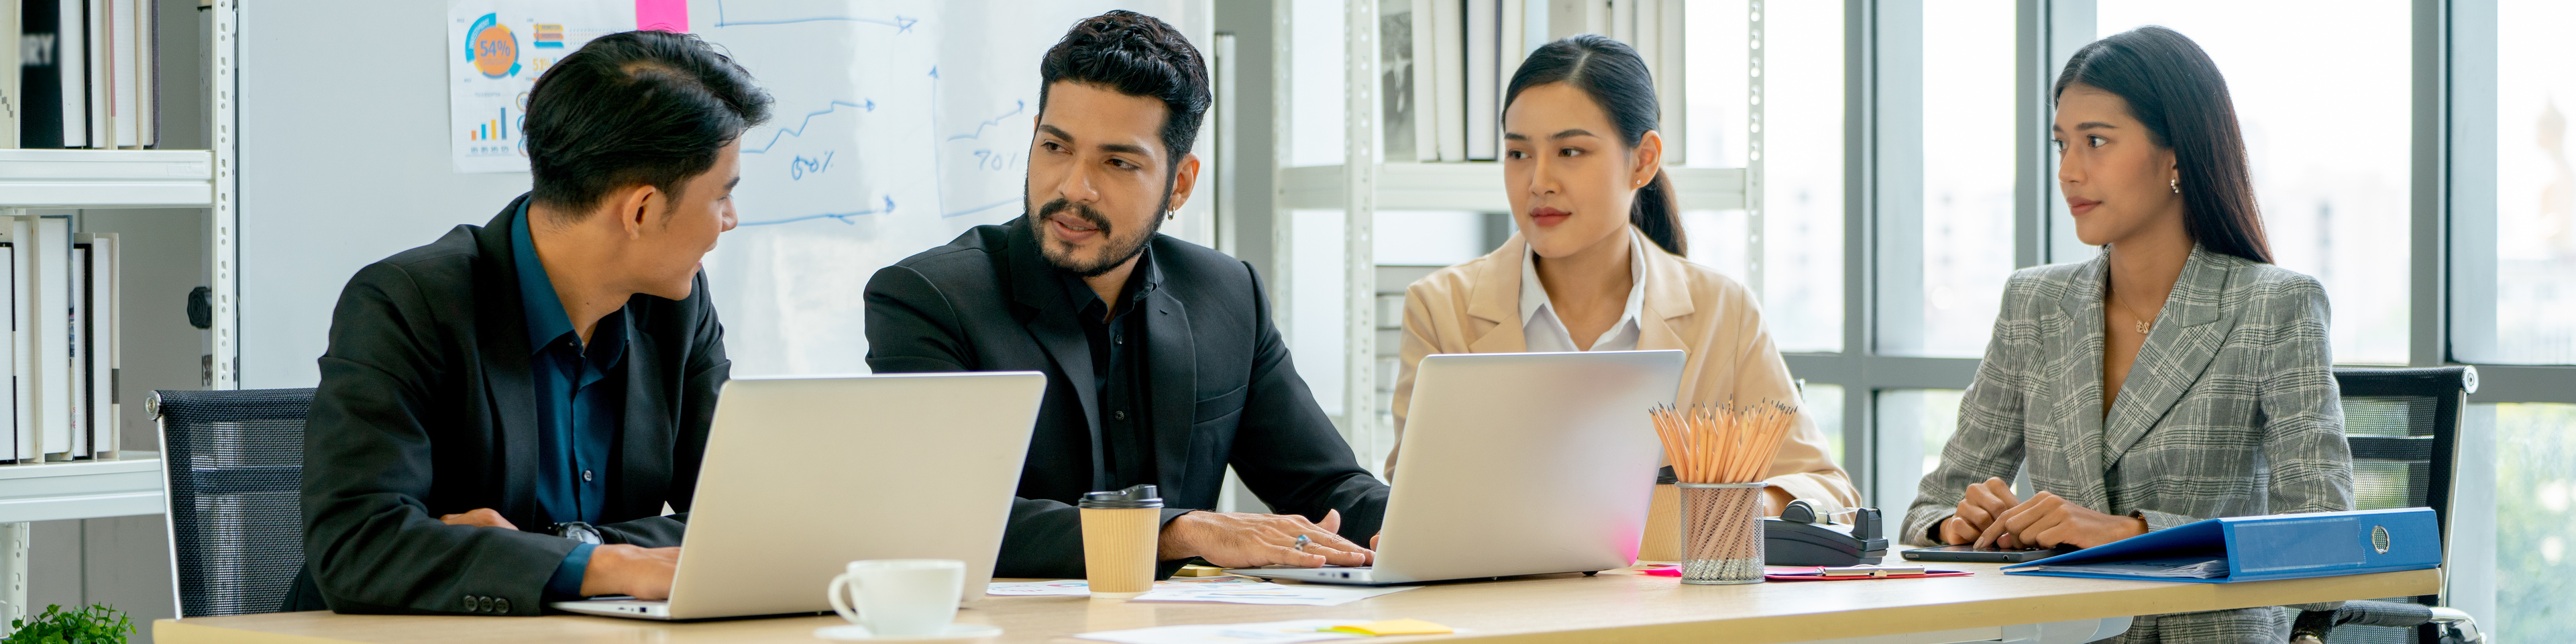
[1063,248,1161,490]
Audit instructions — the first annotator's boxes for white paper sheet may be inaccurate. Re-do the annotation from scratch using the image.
[1130,578,1419,607]
[444,0,627,173]
[1073,619,1365,644]
[987,578,1420,606]
[986,580,1095,596]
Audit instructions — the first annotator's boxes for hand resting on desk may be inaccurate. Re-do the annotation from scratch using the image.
[1938,477,2023,547]
[439,508,682,600]
[1159,509,1374,568]
[1936,478,2148,549]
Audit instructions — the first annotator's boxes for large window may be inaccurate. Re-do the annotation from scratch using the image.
[1878,0,2018,358]
[2491,403,2576,641]
[2463,0,2576,365]
[1760,0,1846,354]
[2094,1,2414,365]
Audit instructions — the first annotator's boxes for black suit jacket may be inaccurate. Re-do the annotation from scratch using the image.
[299,195,729,615]
[864,219,1389,578]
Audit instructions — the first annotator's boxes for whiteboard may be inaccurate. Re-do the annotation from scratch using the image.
[241,0,1212,387]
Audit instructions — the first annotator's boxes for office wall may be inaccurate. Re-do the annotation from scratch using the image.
[235,0,537,388]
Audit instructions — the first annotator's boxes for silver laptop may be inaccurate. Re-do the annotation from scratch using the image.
[1232,350,1684,585]
[552,372,1045,619]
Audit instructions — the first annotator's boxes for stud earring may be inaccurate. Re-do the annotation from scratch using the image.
[2170,178,2180,194]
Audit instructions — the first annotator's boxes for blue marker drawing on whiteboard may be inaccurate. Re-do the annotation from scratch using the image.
[789,152,833,180]
[943,199,1018,219]
[946,101,1026,142]
[710,0,917,32]
[739,195,898,227]
[745,100,871,154]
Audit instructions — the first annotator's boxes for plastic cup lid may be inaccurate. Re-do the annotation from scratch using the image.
[1080,484,1165,508]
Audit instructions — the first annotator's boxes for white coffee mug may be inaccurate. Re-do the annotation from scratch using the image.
[826,559,965,637]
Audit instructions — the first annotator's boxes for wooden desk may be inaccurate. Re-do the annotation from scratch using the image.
[156,564,2436,644]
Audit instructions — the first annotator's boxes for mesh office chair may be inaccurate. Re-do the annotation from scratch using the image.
[2291,367,2481,644]
[152,388,315,617]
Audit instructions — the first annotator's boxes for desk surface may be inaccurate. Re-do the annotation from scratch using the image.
[154,564,2438,644]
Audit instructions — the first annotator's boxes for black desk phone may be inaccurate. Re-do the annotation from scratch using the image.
[1764,499,1889,566]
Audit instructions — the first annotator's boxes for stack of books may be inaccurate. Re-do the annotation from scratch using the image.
[5,0,160,150]
[0,221,120,462]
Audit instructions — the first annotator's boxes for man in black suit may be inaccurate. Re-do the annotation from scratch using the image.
[297,31,771,614]
[864,11,1388,579]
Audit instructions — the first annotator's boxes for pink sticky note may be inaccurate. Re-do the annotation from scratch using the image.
[636,0,688,32]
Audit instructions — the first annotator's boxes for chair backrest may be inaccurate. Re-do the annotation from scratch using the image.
[152,388,315,618]
[2326,366,2474,644]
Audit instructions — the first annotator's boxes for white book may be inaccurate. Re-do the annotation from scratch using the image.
[0,237,15,462]
[55,0,85,148]
[107,0,135,148]
[81,0,104,148]
[0,1,21,148]
[7,222,31,462]
[1431,0,1465,162]
[66,242,84,457]
[34,215,66,458]
[88,233,112,458]
[1500,0,1525,66]
[1464,0,1499,161]
[1408,0,1438,162]
[129,0,147,146]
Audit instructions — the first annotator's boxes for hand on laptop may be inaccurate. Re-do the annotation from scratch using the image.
[1157,509,1373,568]
[579,545,682,599]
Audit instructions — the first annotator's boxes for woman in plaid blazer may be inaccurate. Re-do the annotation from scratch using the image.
[1901,27,2353,643]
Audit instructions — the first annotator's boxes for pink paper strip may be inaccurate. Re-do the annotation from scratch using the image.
[635,0,688,32]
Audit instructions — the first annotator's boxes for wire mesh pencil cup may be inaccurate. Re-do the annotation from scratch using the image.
[1676,482,1767,584]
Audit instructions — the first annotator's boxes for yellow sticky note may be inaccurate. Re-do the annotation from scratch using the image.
[1324,619,1454,636]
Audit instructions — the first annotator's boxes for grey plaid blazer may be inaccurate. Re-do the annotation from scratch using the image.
[1902,246,2353,644]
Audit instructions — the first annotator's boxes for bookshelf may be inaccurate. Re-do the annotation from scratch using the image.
[0,0,239,631]
[0,149,215,207]
[1269,1,1756,474]
[1277,163,1748,212]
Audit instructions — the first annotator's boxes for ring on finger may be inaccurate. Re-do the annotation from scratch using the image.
[1293,535,1312,550]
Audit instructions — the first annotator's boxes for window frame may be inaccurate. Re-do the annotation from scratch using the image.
[1777,0,2560,629]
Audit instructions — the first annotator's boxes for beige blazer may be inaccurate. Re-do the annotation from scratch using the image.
[1387,229,1862,510]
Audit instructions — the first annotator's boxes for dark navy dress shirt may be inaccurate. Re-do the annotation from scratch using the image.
[513,203,630,598]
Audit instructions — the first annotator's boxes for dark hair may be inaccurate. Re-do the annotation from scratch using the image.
[2053,26,2271,263]
[1503,35,1684,256]
[526,30,773,219]
[1038,11,1211,167]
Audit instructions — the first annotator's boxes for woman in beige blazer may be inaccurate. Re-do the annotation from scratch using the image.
[1385,35,1859,514]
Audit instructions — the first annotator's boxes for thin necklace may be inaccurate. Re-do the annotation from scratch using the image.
[2106,246,2156,335]
[2113,292,2153,335]
[2108,278,2154,335]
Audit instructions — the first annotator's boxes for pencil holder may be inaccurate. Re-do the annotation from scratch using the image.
[1676,482,1766,585]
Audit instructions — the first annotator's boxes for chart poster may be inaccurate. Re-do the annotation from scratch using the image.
[446,1,631,173]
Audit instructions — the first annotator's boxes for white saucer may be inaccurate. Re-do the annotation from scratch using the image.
[813,623,1004,642]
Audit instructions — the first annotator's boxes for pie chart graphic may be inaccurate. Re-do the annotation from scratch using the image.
[464,13,520,79]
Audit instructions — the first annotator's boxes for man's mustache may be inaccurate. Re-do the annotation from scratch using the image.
[1038,198,1110,235]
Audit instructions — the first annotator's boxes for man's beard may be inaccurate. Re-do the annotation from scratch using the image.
[1028,183,1171,278]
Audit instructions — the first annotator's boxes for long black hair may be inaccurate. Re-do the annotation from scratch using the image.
[1503,35,1684,256]
[2053,26,2272,264]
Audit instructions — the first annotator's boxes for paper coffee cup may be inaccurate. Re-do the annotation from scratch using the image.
[1079,484,1164,596]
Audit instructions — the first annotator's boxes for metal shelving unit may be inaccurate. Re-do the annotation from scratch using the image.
[1271,1,1756,472]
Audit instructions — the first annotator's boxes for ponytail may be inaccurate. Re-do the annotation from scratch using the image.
[1508,34,1688,257]
[1631,169,1684,256]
